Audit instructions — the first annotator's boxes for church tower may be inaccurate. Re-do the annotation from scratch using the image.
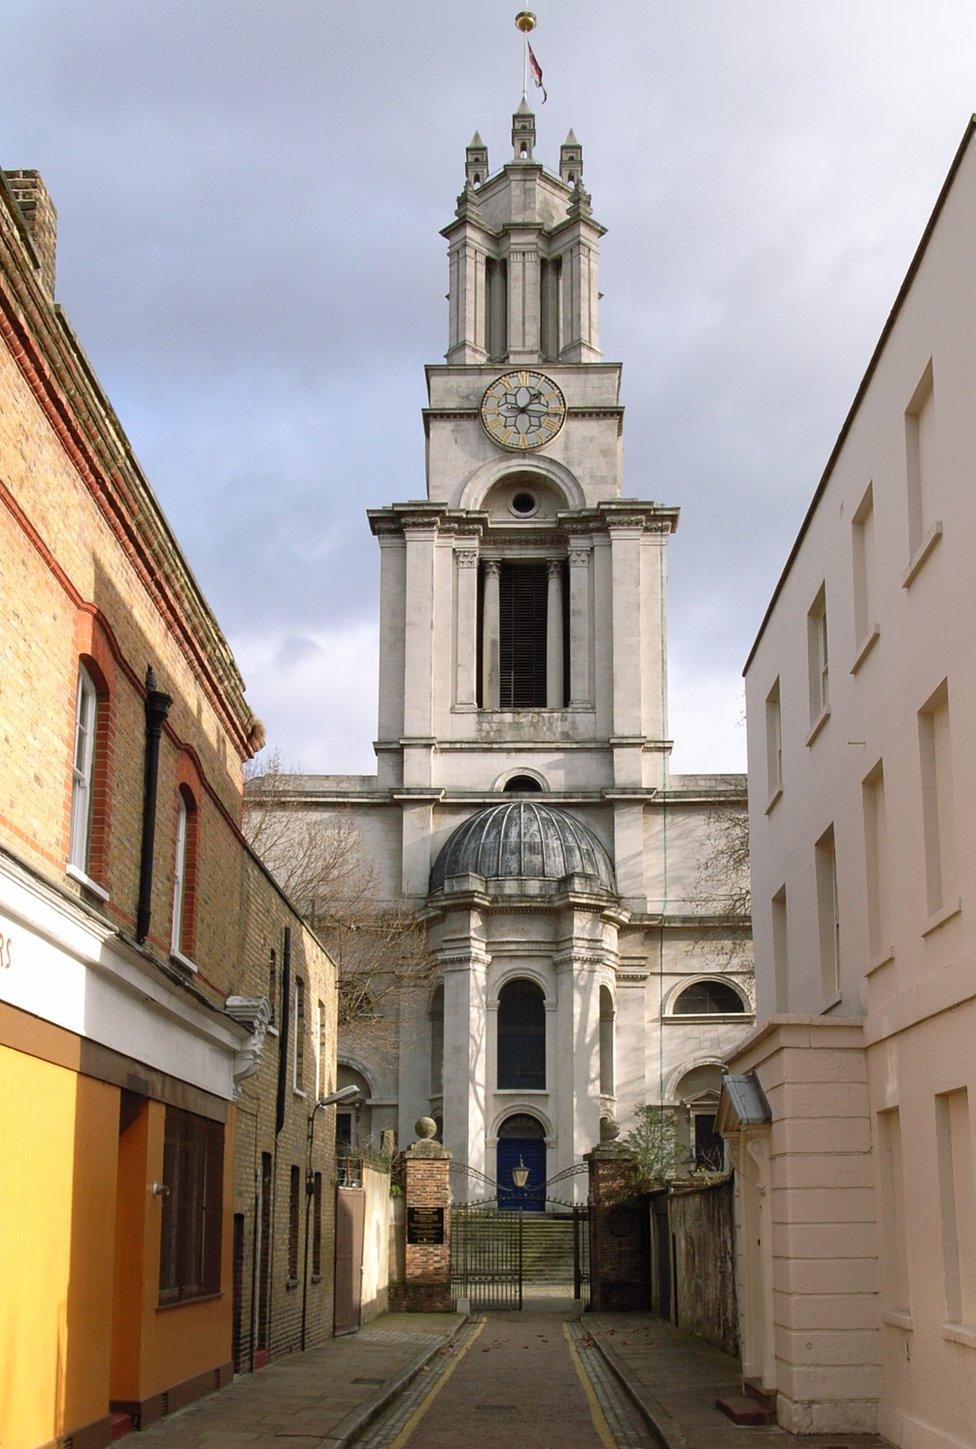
[370,104,676,885]
[294,106,754,1206]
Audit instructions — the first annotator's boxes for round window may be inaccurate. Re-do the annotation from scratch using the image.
[510,490,537,517]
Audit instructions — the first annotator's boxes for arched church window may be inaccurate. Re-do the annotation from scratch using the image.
[429,984,444,1095]
[498,1112,545,1139]
[336,1064,371,1160]
[497,979,546,1090]
[672,980,746,1016]
[502,774,543,793]
[599,985,615,1094]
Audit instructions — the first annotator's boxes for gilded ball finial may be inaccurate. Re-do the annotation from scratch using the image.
[515,11,537,33]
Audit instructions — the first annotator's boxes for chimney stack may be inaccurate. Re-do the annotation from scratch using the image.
[4,170,57,295]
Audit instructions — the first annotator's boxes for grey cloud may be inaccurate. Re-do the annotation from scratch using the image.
[5,1,976,770]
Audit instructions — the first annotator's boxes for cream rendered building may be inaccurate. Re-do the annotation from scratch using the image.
[722,117,976,1443]
[281,105,754,1205]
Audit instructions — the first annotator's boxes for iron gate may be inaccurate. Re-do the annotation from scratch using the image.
[451,1202,523,1311]
[573,1203,591,1307]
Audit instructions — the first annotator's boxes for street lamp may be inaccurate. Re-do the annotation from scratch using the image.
[511,1156,530,1190]
[302,1084,364,1349]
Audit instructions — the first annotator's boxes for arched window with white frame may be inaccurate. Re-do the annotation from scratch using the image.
[171,785,198,963]
[69,662,98,873]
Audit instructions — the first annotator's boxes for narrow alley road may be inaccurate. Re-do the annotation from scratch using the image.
[357,1307,656,1449]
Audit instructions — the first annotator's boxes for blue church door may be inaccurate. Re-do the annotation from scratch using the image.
[496,1136,546,1211]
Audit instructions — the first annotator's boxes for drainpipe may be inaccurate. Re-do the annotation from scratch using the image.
[275,927,291,1136]
[136,666,172,943]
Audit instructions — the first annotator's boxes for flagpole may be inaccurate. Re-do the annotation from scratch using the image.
[515,11,536,99]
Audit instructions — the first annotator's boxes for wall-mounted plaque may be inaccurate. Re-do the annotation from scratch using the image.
[407,1206,445,1245]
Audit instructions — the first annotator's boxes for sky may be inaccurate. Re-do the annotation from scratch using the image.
[5,1,976,774]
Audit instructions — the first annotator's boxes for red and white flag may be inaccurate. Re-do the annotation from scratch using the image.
[527,41,547,103]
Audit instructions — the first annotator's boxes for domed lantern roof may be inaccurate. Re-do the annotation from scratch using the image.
[429,801,616,897]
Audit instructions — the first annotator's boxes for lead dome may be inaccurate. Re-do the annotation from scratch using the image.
[429,801,616,896]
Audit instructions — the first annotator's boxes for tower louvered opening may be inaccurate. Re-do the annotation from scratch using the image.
[477,561,569,709]
[499,561,548,707]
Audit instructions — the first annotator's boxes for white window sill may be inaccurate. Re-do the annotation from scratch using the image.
[805,706,831,747]
[292,1087,307,1099]
[474,706,595,717]
[267,1024,280,1037]
[170,949,199,974]
[883,1309,913,1331]
[764,786,783,815]
[866,947,895,976]
[494,1088,548,1096]
[819,991,843,1015]
[943,1322,976,1349]
[663,1013,753,1025]
[922,898,962,938]
[850,627,880,675]
[902,520,943,589]
[65,863,110,903]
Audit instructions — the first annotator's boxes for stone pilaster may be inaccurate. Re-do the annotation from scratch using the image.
[481,561,500,709]
[455,546,479,708]
[568,545,591,706]
[441,937,490,1190]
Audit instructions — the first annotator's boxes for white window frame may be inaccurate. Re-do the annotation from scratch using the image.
[806,585,830,731]
[765,679,782,803]
[69,664,98,871]
[171,794,188,953]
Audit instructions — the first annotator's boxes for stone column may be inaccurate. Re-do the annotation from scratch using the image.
[446,238,488,364]
[546,560,564,709]
[455,547,479,708]
[441,941,490,1193]
[507,248,541,361]
[481,561,500,709]
[398,1118,452,1312]
[568,545,591,707]
[402,520,438,738]
[608,517,644,741]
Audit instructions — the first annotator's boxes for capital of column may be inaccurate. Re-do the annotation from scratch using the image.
[483,559,500,578]
[438,948,491,973]
[547,558,565,578]
[456,549,479,568]
[569,547,591,567]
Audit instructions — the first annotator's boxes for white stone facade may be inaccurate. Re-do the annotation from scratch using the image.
[726,119,976,1443]
[277,107,754,1206]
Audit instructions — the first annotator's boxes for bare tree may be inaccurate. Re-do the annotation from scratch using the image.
[689,801,752,968]
[244,751,436,1047]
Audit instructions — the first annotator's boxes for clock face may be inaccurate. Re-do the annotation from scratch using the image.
[480,371,566,451]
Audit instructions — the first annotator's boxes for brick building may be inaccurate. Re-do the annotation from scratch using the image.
[0,166,337,1448]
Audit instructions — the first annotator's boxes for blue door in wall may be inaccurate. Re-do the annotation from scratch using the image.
[496,1137,546,1211]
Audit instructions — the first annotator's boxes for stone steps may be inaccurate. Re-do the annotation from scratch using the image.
[520,1215,577,1283]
